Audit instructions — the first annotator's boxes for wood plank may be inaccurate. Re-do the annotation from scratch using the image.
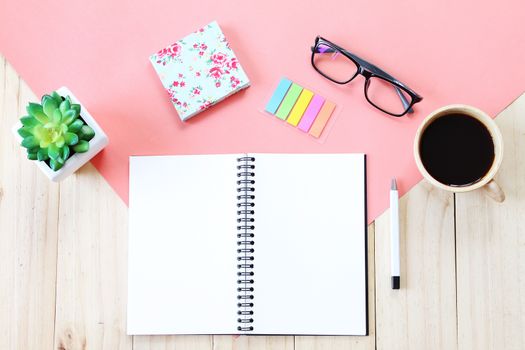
[374,180,457,350]
[455,93,525,350]
[294,223,376,350]
[213,335,294,350]
[133,335,212,350]
[0,56,60,350]
[53,163,132,350]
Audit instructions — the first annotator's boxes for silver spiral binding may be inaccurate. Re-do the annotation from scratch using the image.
[236,156,255,332]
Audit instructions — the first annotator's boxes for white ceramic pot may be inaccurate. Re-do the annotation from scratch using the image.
[12,86,109,182]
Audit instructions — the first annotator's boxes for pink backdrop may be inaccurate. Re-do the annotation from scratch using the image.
[1,0,524,222]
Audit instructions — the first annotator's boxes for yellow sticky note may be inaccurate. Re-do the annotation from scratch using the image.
[286,89,314,126]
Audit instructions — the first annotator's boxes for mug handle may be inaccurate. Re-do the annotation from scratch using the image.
[483,179,505,202]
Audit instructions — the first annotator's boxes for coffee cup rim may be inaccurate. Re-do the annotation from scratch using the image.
[413,104,503,193]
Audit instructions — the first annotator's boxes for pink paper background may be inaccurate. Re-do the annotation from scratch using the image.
[1,0,524,223]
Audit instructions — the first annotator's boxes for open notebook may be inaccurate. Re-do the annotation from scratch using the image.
[128,153,368,335]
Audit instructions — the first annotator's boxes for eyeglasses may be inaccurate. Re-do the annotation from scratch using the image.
[311,36,423,117]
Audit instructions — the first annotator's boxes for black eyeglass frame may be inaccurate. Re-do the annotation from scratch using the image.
[311,36,423,117]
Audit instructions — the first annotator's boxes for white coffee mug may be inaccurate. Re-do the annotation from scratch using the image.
[414,104,505,202]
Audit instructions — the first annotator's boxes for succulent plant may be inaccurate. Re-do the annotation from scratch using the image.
[18,91,95,171]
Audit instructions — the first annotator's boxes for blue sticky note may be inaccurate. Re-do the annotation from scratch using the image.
[265,78,293,114]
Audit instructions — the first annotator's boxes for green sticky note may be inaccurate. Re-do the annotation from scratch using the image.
[275,83,303,120]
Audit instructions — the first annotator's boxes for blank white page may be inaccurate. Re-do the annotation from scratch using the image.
[128,154,241,335]
[252,153,367,335]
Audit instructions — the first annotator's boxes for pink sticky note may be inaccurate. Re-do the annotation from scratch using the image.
[297,95,325,132]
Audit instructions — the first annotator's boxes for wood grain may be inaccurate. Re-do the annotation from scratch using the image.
[0,57,60,350]
[374,181,457,350]
[133,335,212,350]
[53,163,132,350]
[455,93,525,350]
[213,335,294,350]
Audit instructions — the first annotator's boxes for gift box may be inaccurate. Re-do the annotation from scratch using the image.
[150,21,250,121]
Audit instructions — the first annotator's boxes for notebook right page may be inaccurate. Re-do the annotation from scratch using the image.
[252,153,367,335]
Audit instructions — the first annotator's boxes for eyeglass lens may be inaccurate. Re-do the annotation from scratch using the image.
[366,77,413,115]
[313,43,358,83]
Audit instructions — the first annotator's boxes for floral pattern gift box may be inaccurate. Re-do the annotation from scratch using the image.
[150,21,250,121]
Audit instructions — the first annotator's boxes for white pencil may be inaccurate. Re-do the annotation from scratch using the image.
[390,178,400,290]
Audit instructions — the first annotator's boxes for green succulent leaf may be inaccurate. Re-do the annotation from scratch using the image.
[55,136,65,148]
[39,136,52,148]
[27,152,38,160]
[31,125,44,139]
[73,140,89,153]
[42,95,59,117]
[68,119,84,133]
[59,98,71,115]
[64,132,79,146]
[52,109,62,124]
[17,127,33,138]
[79,125,95,141]
[71,103,81,116]
[48,143,60,160]
[21,136,39,149]
[62,145,70,160]
[41,94,49,105]
[20,116,39,127]
[37,148,49,161]
[61,110,77,125]
[51,91,63,105]
[27,103,49,123]
[49,158,64,171]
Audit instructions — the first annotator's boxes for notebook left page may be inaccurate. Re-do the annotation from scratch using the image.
[128,154,241,334]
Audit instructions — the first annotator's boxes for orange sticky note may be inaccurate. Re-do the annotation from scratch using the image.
[308,101,336,138]
[286,89,314,126]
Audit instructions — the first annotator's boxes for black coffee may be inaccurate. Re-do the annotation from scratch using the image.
[419,114,494,186]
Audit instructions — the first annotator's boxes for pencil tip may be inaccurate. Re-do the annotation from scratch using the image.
[391,178,397,190]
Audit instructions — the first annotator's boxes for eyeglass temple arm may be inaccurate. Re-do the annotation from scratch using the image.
[395,87,413,114]
[312,46,414,114]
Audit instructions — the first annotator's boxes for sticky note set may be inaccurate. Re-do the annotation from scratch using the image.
[264,78,337,139]
[150,21,250,121]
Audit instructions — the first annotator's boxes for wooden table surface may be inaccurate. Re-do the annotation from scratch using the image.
[1,55,524,350]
